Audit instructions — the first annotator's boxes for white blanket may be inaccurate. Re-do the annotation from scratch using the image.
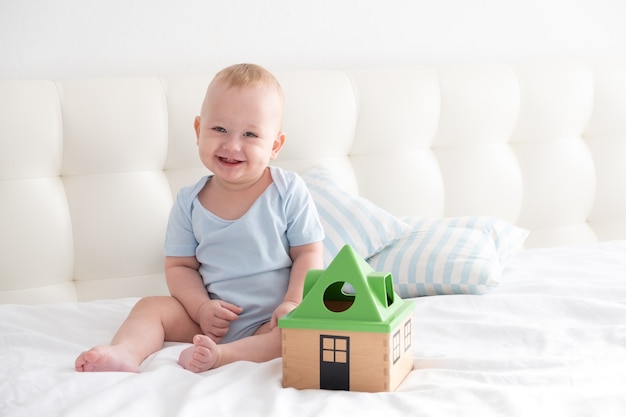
[2,241,626,417]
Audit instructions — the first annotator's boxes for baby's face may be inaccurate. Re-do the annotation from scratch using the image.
[195,83,285,189]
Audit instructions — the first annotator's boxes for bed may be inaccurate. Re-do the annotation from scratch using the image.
[2,60,626,416]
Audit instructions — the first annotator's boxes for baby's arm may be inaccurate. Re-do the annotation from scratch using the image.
[269,241,324,328]
[165,256,242,341]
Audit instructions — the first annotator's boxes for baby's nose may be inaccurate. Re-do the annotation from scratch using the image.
[222,134,242,150]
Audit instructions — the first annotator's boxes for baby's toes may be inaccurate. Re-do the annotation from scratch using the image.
[192,345,213,362]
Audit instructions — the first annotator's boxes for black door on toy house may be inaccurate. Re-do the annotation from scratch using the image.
[319,335,350,390]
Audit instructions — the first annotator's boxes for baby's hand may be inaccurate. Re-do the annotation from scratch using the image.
[196,300,243,342]
[269,301,299,330]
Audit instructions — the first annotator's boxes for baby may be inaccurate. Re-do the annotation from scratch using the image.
[75,63,324,373]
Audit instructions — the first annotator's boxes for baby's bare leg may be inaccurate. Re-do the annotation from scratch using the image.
[75,296,201,372]
[178,322,281,372]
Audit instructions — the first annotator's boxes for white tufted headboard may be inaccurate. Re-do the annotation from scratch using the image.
[1,60,626,305]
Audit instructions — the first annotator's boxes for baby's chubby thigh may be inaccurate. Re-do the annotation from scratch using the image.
[131,295,202,343]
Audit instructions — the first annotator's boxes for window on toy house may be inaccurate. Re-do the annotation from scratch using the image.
[404,319,412,352]
[321,335,349,363]
[392,330,401,364]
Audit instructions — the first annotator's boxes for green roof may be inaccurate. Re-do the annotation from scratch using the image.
[278,245,414,333]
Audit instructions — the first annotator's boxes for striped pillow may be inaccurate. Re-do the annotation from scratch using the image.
[301,166,410,266]
[367,216,528,297]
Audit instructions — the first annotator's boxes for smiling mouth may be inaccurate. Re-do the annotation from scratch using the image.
[218,156,244,166]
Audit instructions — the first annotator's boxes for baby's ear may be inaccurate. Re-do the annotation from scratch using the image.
[271,132,286,159]
[194,116,201,144]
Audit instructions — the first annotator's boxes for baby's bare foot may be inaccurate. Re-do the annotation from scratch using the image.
[179,334,222,372]
[75,345,140,373]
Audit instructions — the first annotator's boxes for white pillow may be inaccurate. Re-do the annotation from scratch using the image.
[301,166,410,266]
[367,216,529,297]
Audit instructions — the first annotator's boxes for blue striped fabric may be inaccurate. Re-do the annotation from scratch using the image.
[301,166,410,266]
[368,216,528,297]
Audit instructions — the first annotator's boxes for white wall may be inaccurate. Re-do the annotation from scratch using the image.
[1,0,625,79]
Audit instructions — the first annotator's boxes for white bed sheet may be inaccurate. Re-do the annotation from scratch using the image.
[2,241,626,417]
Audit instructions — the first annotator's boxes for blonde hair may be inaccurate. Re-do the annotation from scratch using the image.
[201,64,284,125]
[210,63,283,99]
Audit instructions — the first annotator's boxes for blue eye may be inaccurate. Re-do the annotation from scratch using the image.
[213,127,226,133]
[244,131,258,138]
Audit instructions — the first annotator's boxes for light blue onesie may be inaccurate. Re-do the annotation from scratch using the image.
[164,166,324,344]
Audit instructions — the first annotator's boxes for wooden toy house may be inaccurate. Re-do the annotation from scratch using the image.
[279,245,415,392]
